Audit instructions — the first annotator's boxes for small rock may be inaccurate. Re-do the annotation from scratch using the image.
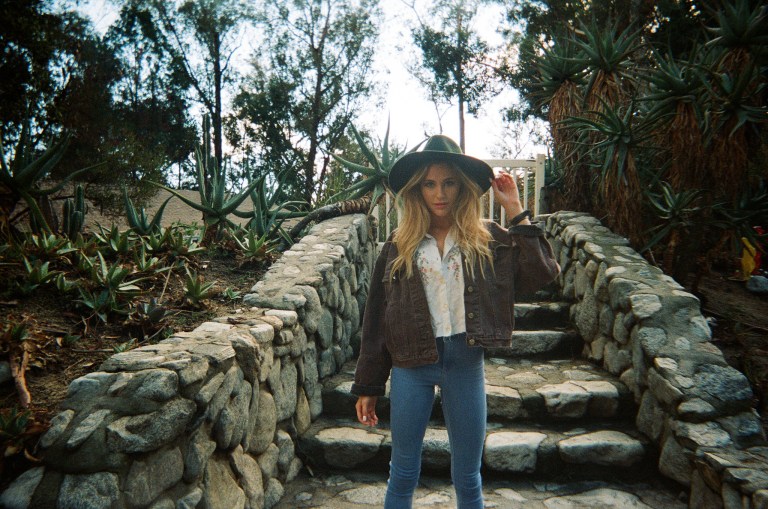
[746,275,768,294]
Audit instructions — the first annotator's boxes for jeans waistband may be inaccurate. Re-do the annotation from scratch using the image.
[437,332,467,343]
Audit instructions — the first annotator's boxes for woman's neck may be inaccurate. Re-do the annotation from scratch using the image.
[428,217,453,238]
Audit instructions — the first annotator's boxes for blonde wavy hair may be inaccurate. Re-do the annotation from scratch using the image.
[391,162,493,280]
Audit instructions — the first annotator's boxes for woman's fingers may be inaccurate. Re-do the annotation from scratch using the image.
[355,396,379,426]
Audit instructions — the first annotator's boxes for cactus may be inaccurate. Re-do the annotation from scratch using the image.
[61,185,87,240]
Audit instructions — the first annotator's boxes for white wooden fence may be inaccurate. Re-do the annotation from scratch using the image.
[373,154,547,241]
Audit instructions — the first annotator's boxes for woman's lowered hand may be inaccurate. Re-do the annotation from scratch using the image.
[355,396,379,427]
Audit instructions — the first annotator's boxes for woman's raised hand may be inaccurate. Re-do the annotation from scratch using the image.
[355,396,379,427]
[491,172,525,217]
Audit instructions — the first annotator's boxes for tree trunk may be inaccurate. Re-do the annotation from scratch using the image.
[213,31,224,182]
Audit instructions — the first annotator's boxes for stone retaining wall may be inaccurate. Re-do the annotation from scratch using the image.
[544,211,768,508]
[0,214,375,509]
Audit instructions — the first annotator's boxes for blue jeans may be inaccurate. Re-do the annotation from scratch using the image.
[384,334,486,509]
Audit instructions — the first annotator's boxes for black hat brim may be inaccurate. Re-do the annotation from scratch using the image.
[388,151,494,194]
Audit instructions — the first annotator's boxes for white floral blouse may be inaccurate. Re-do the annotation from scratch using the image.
[415,232,466,338]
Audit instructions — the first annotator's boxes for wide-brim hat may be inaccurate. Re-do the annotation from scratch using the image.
[388,134,494,194]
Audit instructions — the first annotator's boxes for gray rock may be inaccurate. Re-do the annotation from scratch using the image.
[484,432,546,473]
[201,457,246,509]
[107,398,195,453]
[271,360,298,422]
[58,472,120,509]
[572,380,619,417]
[276,429,295,473]
[131,369,179,402]
[0,467,44,509]
[690,364,754,412]
[195,372,225,406]
[543,488,654,508]
[295,388,312,435]
[558,430,645,467]
[536,382,589,418]
[636,391,665,442]
[230,446,265,509]
[184,428,217,483]
[264,478,284,509]
[230,331,260,384]
[746,275,768,294]
[673,421,732,449]
[67,409,111,449]
[125,447,184,508]
[659,435,692,486]
[39,409,75,449]
[317,309,335,349]
[316,426,384,468]
[629,294,662,320]
[214,379,252,449]
[178,358,209,388]
[486,385,524,420]
[677,398,717,422]
[249,390,277,454]
[207,366,242,424]
[421,428,451,470]
[265,309,299,327]
[249,323,275,343]
[259,443,280,479]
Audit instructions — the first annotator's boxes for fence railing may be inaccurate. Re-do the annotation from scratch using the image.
[373,155,547,241]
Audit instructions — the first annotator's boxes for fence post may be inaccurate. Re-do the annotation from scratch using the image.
[534,154,546,216]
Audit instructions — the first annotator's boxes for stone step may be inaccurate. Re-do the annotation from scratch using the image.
[299,417,655,479]
[514,302,571,330]
[486,330,583,358]
[323,358,635,424]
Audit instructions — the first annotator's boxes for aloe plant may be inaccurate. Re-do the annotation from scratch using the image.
[287,121,405,240]
[183,268,216,309]
[151,116,262,243]
[706,0,768,55]
[232,171,306,240]
[123,187,172,235]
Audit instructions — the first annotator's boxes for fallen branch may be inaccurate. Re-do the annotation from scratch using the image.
[9,349,31,408]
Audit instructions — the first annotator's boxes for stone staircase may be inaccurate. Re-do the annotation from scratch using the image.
[298,298,659,483]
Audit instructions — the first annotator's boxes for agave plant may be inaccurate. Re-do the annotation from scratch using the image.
[231,171,306,241]
[151,116,262,244]
[286,121,406,240]
[123,187,173,236]
[61,185,87,241]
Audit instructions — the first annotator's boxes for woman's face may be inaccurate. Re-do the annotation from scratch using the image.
[420,163,461,223]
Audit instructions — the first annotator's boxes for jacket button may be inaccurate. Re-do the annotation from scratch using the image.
[467,286,474,293]
[468,312,475,319]
[468,338,476,346]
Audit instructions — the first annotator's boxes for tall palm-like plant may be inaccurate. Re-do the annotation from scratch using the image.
[564,101,660,243]
[528,39,588,211]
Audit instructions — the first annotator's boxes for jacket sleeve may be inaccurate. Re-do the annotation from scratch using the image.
[351,241,393,396]
[505,223,560,296]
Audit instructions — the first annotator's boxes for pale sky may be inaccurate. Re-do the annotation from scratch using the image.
[78,0,546,161]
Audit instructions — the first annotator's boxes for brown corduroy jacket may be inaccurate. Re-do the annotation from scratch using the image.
[351,221,561,396]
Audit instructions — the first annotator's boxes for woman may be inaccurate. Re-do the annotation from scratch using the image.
[352,135,560,509]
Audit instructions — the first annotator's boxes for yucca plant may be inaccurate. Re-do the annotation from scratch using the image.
[152,116,262,244]
[287,121,405,240]
[123,187,173,236]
